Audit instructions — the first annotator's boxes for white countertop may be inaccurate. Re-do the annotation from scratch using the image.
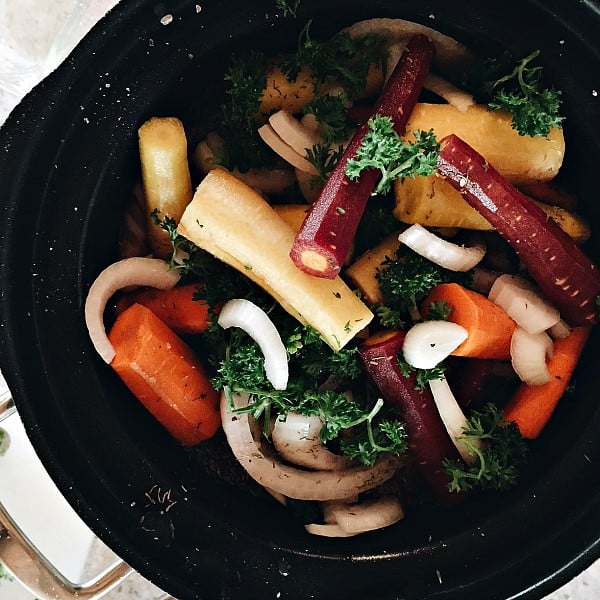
[0,1,598,599]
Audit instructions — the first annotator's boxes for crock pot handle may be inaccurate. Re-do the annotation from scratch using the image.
[0,390,133,600]
[0,387,15,423]
[0,497,133,600]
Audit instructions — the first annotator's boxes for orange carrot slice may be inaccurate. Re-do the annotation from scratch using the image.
[422,283,517,360]
[115,283,211,336]
[503,326,590,439]
[108,303,220,445]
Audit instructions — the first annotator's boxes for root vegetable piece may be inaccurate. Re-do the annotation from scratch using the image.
[290,34,435,279]
[345,231,402,305]
[437,134,600,327]
[404,104,565,184]
[394,175,590,244]
[359,330,465,503]
[138,117,193,258]
[109,303,220,445]
[115,283,211,336]
[503,326,590,438]
[422,283,517,360]
[273,204,312,232]
[177,169,373,350]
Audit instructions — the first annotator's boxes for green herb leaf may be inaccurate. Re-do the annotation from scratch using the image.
[442,403,528,492]
[303,93,354,145]
[275,0,301,18]
[375,245,447,317]
[305,143,344,185]
[219,50,275,171]
[397,351,446,390]
[468,50,563,137]
[282,25,383,101]
[341,414,408,466]
[345,116,440,195]
[425,300,452,321]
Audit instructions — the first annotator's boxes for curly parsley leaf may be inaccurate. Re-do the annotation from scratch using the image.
[283,25,383,101]
[397,351,446,390]
[303,93,354,145]
[443,403,528,493]
[345,116,440,195]
[275,0,301,18]
[150,211,255,314]
[376,245,447,317]
[424,300,452,321]
[305,143,344,185]
[219,50,275,171]
[215,324,406,465]
[468,50,563,137]
[340,415,408,466]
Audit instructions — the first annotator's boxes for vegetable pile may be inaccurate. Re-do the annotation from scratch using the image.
[85,15,598,538]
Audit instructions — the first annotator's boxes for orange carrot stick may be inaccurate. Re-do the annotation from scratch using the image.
[422,283,517,360]
[115,283,211,336]
[503,326,590,439]
[108,303,221,445]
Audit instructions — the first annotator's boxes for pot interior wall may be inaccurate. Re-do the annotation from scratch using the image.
[0,1,598,599]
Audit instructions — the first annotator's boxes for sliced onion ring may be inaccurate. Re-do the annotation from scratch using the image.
[398,224,485,271]
[271,412,351,471]
[429,376,481,464]
[510,327,553,386]
[84,257,180,363]
[220,393,400,501]
[402,320,468,369]
[321,495,404,535]
[488,274,560,334]
[218,298,289,391]
[304,523,355,538]
[269,110,322,158]
[257,123,318,175]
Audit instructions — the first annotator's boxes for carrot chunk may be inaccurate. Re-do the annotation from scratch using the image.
[108,303,220,445]
[422,283,517,360]
[115,283,211,336]
[503,326,590,439]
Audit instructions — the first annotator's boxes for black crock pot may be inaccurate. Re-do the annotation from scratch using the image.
[0,1,598,598]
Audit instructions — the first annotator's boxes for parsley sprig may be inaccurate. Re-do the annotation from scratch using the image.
[275,0,301,18]
[443,403,527,492]
[469,50,563,137]
[303,94,354,145]
[345,116,440,195]
[214,324,407,465]
[374,245,447,328]
[283,24,383,101]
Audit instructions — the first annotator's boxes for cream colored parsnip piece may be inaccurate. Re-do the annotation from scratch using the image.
[138,117,192,258]
[404,103,565,184]
[177,169,373,350]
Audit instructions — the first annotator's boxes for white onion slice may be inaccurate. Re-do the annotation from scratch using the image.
[487,273,534,303]
[510,327,553,386]
[304,523,355,538]
[398,224,486,271]
[402,320,468,369]
[488,274,561,334]
[321,496,404,535]
[548,319,572,340]
[423,73,476,112]
[257,124,318,175]
[218,298,289,390]
[271,412,351,471]
[220,393,400,501]
[269,110,322,157]
[84,257,180,363]
[429,376,481,464]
